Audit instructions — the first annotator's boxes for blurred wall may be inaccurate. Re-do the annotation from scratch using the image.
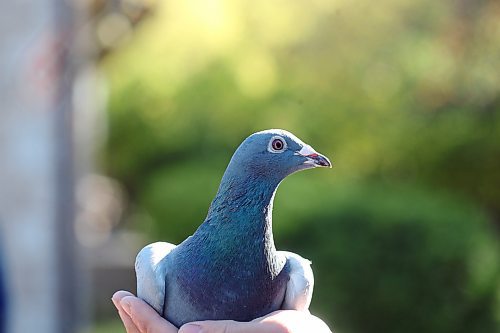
[0,1,79,332]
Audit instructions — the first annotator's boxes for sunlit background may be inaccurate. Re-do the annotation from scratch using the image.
[1,0,499,332]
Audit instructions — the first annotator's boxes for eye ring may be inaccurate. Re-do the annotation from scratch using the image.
[268,136,287,153]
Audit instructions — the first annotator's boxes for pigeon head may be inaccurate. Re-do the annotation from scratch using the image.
[225,129,331,183]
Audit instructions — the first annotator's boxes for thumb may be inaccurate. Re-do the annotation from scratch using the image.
[179,320,257,333]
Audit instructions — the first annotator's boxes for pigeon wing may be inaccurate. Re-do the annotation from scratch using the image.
[278,251,314,312]
[135,241,176,314]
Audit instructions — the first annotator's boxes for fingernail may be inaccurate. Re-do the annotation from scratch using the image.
[180,323,203,333]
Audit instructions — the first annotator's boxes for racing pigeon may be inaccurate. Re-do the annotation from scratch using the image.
[135,129,332,327]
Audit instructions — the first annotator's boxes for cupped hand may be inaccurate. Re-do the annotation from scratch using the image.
[112,290,332,333]
[112,290,178,333]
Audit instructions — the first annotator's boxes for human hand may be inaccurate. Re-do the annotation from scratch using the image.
[112,290,332,333]
[112,290,178,333]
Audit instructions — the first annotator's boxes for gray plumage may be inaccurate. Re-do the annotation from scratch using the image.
[135,129,331,327]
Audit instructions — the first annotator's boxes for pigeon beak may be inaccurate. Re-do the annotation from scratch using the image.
[296,145,332,168]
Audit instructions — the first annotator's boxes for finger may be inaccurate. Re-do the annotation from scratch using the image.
[179,320,261,333]
[178,313,311,333]
[121,295,178,333]
[118,308,141,333]
[112,290,135,312]
[112,291,140,333]
[178,311,332,333]
[257,310,332,333]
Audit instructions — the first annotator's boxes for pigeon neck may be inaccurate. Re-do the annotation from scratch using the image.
[209,173,280,223]
[193,169,286,278]
[204,171,282,248]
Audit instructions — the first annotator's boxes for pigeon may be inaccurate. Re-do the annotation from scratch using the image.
[135,129,332,327]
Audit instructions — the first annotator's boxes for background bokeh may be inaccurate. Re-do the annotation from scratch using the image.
[99,0,500,332]
[1,0,499,333]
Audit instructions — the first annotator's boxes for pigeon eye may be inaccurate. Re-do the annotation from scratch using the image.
[268,136,287,153]
[272,139,284,150]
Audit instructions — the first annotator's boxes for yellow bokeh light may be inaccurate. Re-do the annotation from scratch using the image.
[233,48,277,98]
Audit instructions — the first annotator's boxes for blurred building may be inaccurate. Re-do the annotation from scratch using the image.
[0,1,154,332]
[0,1,80,332]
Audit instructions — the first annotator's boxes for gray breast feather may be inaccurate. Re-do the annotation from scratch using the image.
[135,245,314,321]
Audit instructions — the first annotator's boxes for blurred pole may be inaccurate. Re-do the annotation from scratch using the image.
[54,0,79,332]
[0,0,80,332]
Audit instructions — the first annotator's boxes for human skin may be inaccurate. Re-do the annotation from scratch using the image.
[112,291,332,333]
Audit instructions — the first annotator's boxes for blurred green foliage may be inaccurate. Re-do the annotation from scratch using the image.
[275,180,499,333]
[101,0,500,332]
[91,320,123,333]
